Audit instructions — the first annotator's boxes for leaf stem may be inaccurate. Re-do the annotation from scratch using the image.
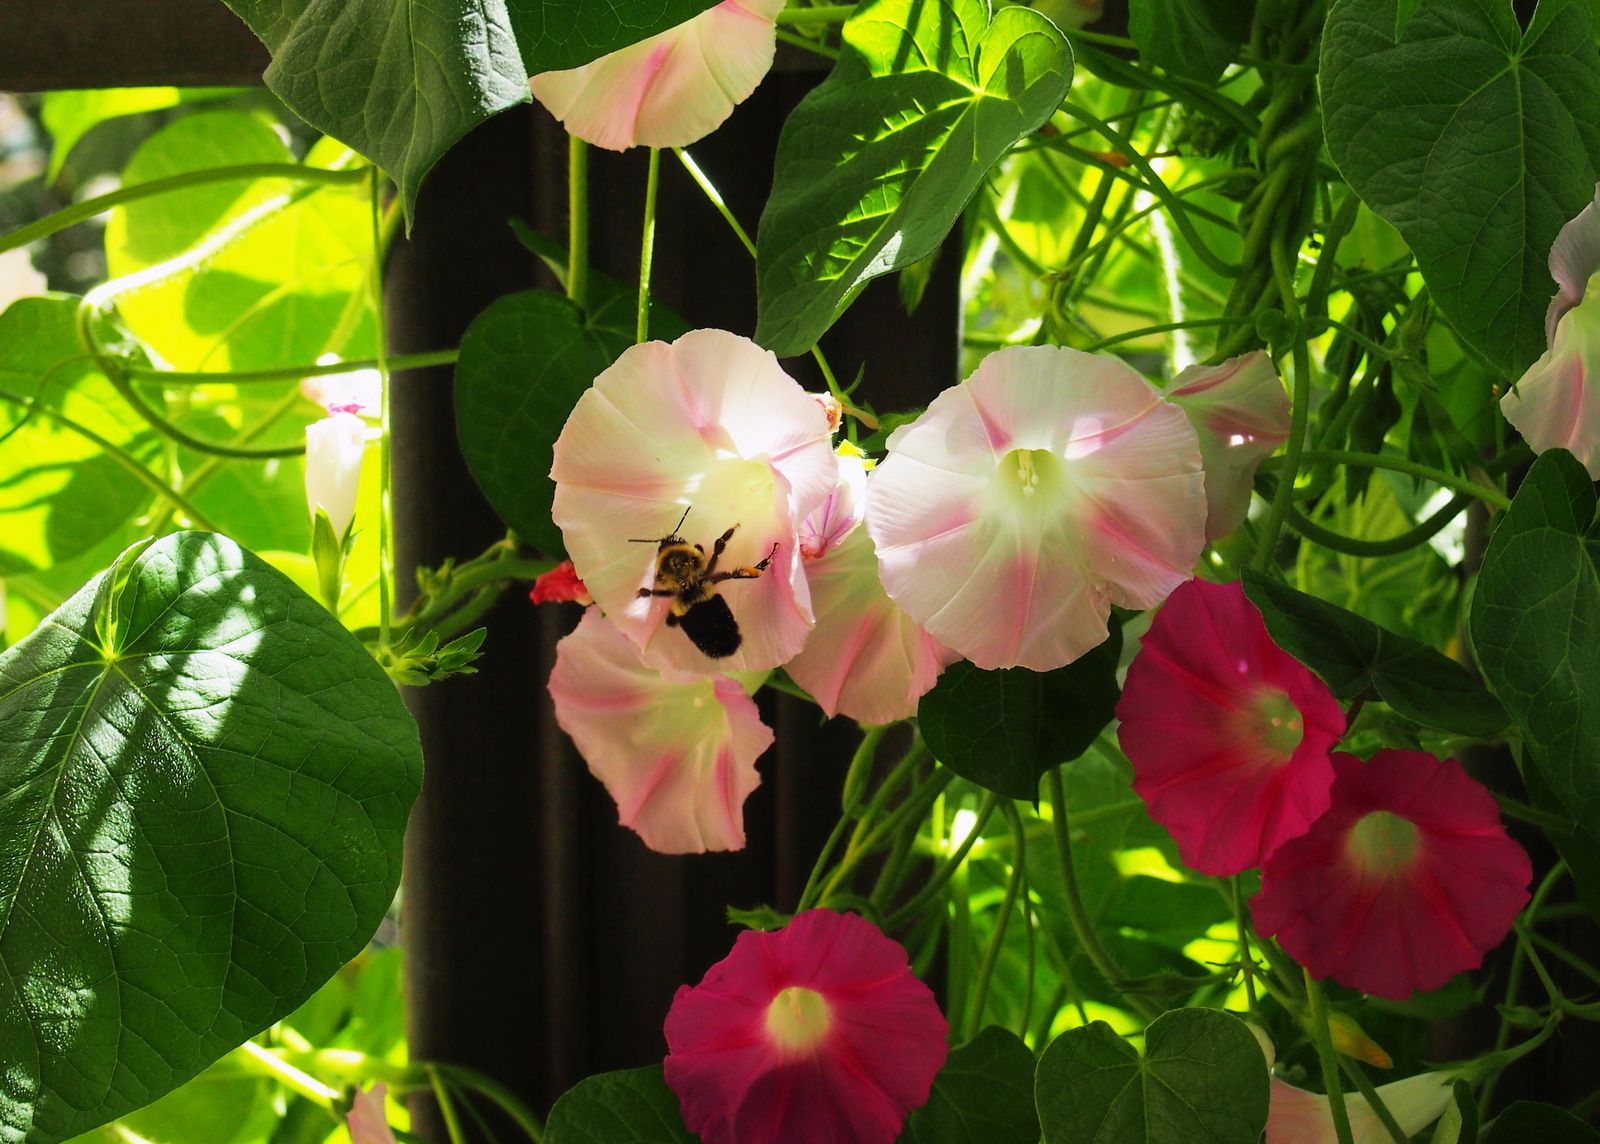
[124,349,458,386]
[775,3,854,23]
[234,1041,340,1114]
[1263,449,1511,510]
[370,166,395,651]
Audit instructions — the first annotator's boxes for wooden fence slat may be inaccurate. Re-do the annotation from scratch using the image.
[0,0,266,91]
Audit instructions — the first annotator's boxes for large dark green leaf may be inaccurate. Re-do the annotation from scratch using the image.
[454,291,630,557]
[1035,1009,1269,1144]
[1321,0,1600,374]
[1128,0,1250,83]
[1241,567,1506,737]
[918,628,1121,801]
[0,532,422,1142]
[755,0,1072,355]
[1483,1101,1600,1143]
[902,1027,1038,1144]
[217,0,529,220]
[545,1066,693,1144]
[1470,449,1600,834]
[217,0,723,220]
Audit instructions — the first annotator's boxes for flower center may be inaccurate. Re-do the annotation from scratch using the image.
[1252,690,1304,759]
[1345,810,1421,875]
[764,986,832,1054]
[994,447,1063,513]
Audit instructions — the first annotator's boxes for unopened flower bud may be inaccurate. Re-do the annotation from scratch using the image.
[304,411,365,538]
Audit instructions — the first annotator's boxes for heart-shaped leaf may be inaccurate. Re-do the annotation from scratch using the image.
[903,1026,1038,1144]
[1035,1009,1269,1144]
[1241,566,1506,737]
[1469,449,1600,835]
[1483,1101,1600,1144]
[454,291,638,557]
[545,1066,693,1144]
[1321,0,1600,375]
[0,532,422,1142]
[755,0,1072,356]
[918,628,1121,802]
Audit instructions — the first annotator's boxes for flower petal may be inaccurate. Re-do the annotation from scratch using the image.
[548,609,771,853]
[529,0,784,151]
[1546,182,1600,343]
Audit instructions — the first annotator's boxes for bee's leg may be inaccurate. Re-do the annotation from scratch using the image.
[636,587,678,598]
[711,543,780,583]
[704,524,740,577]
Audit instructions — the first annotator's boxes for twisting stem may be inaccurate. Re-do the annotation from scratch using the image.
[370,166,395,650]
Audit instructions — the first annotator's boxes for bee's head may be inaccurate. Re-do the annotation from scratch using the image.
[658,544,704,579]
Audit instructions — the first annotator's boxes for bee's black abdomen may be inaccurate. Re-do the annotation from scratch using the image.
[676,594,742,658]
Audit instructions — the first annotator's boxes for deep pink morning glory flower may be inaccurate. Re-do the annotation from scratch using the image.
[663,909,949,1144]
[865,345,1208,671]
[548,609,772,854]
[1252,750,1532,1000]
[1117,578,1346,876]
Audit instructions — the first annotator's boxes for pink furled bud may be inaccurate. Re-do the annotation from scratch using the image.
[664,910,949,1144]
[346,1084,397,1144]
[529,0,785,151]
[1165,351,1290,540]
[812,392,843,434]
[304,411,365,537]
[529,560,593,606]
[865,345,1207,671]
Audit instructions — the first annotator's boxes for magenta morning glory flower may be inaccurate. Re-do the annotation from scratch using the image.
[663,909,949,1144]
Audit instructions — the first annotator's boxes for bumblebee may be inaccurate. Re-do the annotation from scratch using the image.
[633,507,779,658]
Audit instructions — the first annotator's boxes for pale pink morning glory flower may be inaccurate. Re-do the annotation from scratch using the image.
[1502,184,1600,478]
[346,1084,397,1144]
[529,0,785,151]
[1165,350,1289,540]
[550,329,837,673]
[865,345,1208,671]
[664,909,949,1144]
[548,608,772,854]
[304,410,365,537]
[1254,1029,1454,1144]
[785,451,960,724]
[1501,187,1600,478]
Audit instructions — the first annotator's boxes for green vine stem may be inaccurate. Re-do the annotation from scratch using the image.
[0,387,218,529]
[1338,1059,1410,1144]
[0,163,368,257]
[637,147,661,344]
[881,793,1000,929]
[775,3,855,23]
[1045,769,1160,1020]
[1305,971,1357,1144]
[1262,449,1511,510]
[123,349,458,386]
[568,136,590,310]
[965,799,1026,1039]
